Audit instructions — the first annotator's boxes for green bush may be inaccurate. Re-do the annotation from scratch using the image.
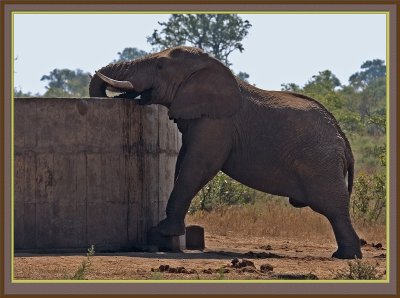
[334,259,380,280]
[351,173,386,223]
[189,172,256,213]
[350,134,386,173]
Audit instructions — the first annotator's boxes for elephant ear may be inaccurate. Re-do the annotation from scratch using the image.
[168,65,242,120]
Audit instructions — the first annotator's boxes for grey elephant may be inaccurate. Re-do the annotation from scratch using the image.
[89,46,361,259]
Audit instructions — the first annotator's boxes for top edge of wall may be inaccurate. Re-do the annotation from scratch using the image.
[15,97,118,100]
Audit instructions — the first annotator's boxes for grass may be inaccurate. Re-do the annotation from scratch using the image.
[187,197,386,243]
[218,266,226,280]
[150,271,164,280]
[70,245,95,280]
[334,259,380,280]
[188,198,332,241]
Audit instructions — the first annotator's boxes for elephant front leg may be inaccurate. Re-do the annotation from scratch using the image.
[174,143,186,182]
[157,119,232,236]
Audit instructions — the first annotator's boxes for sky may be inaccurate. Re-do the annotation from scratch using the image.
[13,13,387,95]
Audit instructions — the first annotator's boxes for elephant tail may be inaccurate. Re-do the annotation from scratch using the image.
[347,157,354,196]
[344,132,355,196]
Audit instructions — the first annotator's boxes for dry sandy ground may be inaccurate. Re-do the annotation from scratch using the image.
[14,233,386,281]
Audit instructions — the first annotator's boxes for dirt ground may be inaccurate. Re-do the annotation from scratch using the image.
[14,232,386,281]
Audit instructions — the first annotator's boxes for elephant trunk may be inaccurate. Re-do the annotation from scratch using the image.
[89,72,107,97]
[89,62,134,97]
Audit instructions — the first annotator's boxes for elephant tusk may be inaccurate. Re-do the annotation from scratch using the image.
[95,71,135,90]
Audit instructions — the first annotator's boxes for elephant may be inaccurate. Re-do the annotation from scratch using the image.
[89,46,362,259]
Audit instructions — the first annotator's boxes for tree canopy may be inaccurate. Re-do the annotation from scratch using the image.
[147,14,252,66]
[40,68,91,97]
[113,47,148,63]
[281,60,386,138]
[349,59,386,90]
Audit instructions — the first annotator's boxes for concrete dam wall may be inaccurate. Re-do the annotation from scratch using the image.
[14,97,181,252]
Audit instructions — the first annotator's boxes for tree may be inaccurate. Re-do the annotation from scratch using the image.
[41,69,91,97]
[301,70,343,113]
[147,14,252,66]
[113,47,148,63]
[349,59,386,90]
[304,70,341,93]
[281,70,363,136]
[237,71,250,82]
[281,83,301,92]
[39,47,148,98]
[14,87,35,97]
[346,60,386,133]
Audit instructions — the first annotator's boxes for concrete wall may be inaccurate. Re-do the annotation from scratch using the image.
[14,97,181,252]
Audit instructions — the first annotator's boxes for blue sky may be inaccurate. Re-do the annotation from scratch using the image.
[13,13,386,95]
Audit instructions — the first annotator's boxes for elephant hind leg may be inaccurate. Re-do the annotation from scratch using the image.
[328,215,362,259]
[289,197,308,208]
[305,179,362,259]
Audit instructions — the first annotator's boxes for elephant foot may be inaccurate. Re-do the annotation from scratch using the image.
[332,247,362,259]
[289,197,308,208]
[157,218,185,236]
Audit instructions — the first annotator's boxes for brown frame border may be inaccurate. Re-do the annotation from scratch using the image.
[1,0,398,296]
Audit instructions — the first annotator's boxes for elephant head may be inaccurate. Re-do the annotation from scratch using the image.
[89,46,242,119]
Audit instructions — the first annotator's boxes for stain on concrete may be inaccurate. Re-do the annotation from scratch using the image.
[76,99,88,116]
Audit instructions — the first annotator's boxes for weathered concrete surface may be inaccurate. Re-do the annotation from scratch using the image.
[185,225,205,250]
[14,97,181,252]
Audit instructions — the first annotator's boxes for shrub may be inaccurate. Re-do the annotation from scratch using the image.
[351,173,386,223]
[70,245,95,280]
[334,259,380,280]
[189,172,256,213]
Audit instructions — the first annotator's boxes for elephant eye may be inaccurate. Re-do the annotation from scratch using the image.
[157,63,163,70]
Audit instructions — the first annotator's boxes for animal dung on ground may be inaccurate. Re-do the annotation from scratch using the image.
[202,268,230,274]
[259,245,273,250]
[260,263,274,272]
[274,273,319,280]
[372,242,383,249]
[239,266,258,273]
[243,251,284,259]
[152,265,196,274]
[230,258,256,268]
[202,268,213,274]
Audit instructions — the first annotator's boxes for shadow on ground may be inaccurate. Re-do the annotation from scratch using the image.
[15,249,342,262]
